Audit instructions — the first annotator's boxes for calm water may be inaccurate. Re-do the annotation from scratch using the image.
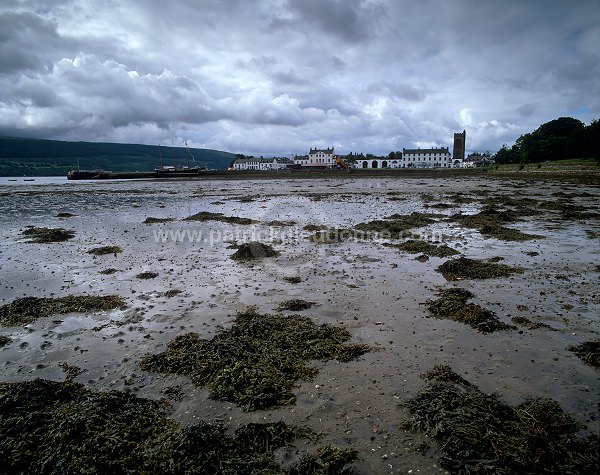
[0,176,70,186]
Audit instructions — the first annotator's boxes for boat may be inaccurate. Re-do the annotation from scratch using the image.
[154,165,201,174]
[154,140,205,175]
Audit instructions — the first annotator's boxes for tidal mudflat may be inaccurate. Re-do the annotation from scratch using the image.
[0,175,598,473]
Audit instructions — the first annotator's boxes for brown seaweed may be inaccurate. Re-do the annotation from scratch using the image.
[21,226,74,243]
[143,217,175,224]
[0,379,353,474]
[140,308,370,411]
[436,257,523,280]
[0,295,125,326]
[426,288,515,333]
[87,245,122,256]
[135,271,159,279]
[277,299,316,311]
[230,242,279,261]
[184,211,257,225]
[355,212,441,239]
[391,239,460,257]
[402,366,599,474]
[567,341,600,368]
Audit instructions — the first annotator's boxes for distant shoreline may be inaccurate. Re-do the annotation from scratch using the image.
[2,167,599,185]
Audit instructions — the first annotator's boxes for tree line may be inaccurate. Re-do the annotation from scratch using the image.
[494,117,599,164]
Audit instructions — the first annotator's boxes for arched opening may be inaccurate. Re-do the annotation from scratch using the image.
[362,161,368,168]
[372,160,378,168]
[381,160,388,168]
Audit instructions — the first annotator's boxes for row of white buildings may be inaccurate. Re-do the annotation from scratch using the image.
[232,146,468,171]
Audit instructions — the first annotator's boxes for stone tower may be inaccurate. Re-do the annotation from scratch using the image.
[453,130,466,160]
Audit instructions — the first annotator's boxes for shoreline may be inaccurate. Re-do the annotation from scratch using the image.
[5,167,598,185]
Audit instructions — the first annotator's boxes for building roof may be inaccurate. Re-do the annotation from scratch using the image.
[309,147,334,154]
[403,147,449,154]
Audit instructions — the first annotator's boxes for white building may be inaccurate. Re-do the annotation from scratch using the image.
[354,147,452,169]
[294,147,335,168]
[402,147,452,168]
[354,158,402,169]
[232,157,294,171]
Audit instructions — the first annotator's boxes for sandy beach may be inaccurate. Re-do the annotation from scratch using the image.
[0,174,598,473]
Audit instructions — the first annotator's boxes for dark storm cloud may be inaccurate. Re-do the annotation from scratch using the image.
[0,11,63,73]
[0,0,598,156]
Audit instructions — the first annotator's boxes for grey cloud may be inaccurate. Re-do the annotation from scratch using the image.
[0,0,598,156]
[282,0,386,42]
[366,81,428,102]
[0,11,62,73]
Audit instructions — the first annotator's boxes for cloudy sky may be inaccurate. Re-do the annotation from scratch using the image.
[1,0,598,156]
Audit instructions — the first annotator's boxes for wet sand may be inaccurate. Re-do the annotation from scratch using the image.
[0,175,598,473]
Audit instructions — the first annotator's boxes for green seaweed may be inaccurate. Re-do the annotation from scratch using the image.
[0,379,353,474]
[21,226,74,243]
[401,366,599,474]
[436,257,523,280]
[283,276,302,284]
[0,335,11,347]
[426,288,515,333]
[136,271,159,279]
[87,245,123,256]
[567,341,600,368]
[140,308,370,411]
[0,295,125,326]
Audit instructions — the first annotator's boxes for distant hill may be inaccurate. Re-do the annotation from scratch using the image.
[0,136,236,176]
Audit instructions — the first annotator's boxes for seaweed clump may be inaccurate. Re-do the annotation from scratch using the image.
[392,239,460,258]
[136,271,159,279]
[21,226,74,243]
[450,207,542,241]
[287,446,358,475]
[0,295,125,326]
[55,212,76,218]
[87,245,122,256]
[143,217,175,224]
[277,299,316,311]
[436,257,523,280]
[140,308,370,410]
[184,211,257,225]
[230,242,279,261]
[308,228,353,243]
[567,340,600,368]
[0,335,11,347]
[99,268,119,275]
[402,365,599,474]
[0,379,354,474]
[511,316,554,330]
[426,288,515,333]
[354,212,441,239]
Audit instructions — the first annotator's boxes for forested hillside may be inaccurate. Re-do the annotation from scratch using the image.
[0,137,235,176]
